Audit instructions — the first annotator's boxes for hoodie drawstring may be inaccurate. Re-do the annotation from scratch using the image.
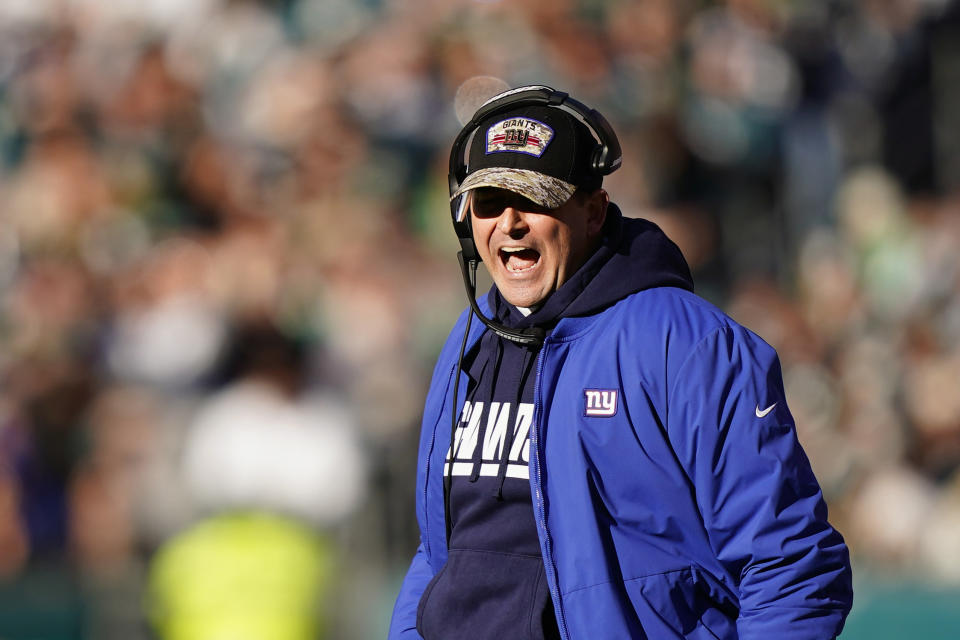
[494,346,536,500]
[469,337,502,483]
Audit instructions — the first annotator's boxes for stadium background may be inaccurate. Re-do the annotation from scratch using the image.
[0,0,959,638]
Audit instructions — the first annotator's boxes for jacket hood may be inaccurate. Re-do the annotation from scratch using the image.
[489,203,694,329]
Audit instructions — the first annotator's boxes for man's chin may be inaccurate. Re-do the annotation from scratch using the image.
[499,286,548,310]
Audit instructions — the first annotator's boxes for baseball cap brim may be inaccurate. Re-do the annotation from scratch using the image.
[450,167,577,210]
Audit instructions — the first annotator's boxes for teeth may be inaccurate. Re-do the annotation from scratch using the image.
[501,247,538,272]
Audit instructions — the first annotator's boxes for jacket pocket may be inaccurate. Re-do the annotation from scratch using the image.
[621,566,738,639]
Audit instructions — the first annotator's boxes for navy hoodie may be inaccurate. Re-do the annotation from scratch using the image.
[416,206,693,640]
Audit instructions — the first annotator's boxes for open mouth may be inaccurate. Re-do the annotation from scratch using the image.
[500,247,540,273]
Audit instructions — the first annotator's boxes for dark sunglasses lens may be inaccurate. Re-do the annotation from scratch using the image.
[470,192,505,218]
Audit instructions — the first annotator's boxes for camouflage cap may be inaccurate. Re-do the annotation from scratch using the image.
[450,167,577,210]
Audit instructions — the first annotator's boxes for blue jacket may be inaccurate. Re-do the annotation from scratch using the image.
[390,219,852,640]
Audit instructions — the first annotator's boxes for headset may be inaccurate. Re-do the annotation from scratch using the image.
[445,85,623,346]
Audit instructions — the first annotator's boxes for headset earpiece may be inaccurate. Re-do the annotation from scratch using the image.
[451,193,479,263]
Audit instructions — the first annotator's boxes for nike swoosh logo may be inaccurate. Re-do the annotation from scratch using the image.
[755,403,777,418]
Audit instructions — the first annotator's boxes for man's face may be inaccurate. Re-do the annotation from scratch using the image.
[470,187,607,308]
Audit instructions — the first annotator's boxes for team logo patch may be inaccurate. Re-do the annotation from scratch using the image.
[486,118,554,157]
[584,389,618,417]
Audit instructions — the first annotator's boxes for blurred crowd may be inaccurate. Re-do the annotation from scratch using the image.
[1,0,959,638]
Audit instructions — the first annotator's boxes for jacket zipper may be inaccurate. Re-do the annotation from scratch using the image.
[531,339,570,640]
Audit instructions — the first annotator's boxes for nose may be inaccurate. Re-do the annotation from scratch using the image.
[497,206,528,237]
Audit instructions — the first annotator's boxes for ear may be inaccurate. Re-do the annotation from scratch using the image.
[585,189,609,237]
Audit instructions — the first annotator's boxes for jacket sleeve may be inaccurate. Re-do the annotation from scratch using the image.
[388,542,433,640]
[669,326,853,640]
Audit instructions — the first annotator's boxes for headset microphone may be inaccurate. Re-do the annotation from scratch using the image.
[457,251,546,347]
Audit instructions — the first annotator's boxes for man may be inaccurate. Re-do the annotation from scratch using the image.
[389,86,852,639]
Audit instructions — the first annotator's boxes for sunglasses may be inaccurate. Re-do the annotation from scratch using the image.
[467,188,551,219]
